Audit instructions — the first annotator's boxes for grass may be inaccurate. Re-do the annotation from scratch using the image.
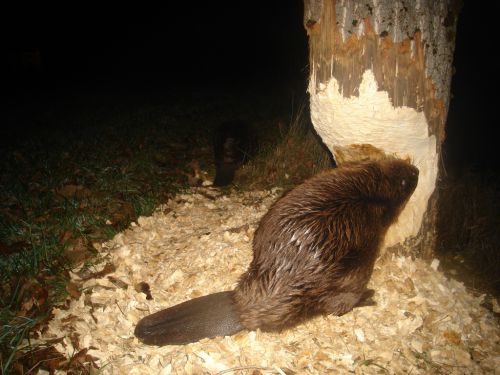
[0,90,214,373]
[1,85,498,373]
[1,86,331,373]
[236,102,334,190]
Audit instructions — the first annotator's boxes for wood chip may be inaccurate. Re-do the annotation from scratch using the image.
[30,187,500,374]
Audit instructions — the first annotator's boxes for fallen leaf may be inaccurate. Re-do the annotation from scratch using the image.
[56,185,92,199]
[79,263,115,281]
[135,282,153,300]
[63,236,92,265]
[182,160,203,186]
[0,241,30,255]
[66,282,81,299]
[59,230,73,244]
[66,347,100,369]
[110,201,137,229]
[18,280,49,317]
[14,345,65,374]
[0,205,25,221]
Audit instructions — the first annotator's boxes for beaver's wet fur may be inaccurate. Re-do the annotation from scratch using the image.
[135,158,419,345]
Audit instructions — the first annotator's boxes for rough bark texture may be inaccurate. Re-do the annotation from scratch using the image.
[304,0,460,258]
[305,0,460,140]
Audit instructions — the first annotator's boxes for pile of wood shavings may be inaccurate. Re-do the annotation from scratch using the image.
[34,187,499,374]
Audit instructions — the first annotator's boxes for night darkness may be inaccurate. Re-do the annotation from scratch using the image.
[6,2,307,91]
[5,1,498,173]
[1,2,499,370]
[444,1,499,173]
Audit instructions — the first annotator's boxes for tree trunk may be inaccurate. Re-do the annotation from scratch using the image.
[304,0,461,258]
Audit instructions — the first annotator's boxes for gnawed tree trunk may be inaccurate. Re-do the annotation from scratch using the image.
[304,0,460,258]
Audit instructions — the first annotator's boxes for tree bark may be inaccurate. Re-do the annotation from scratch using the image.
[304,0,461,258]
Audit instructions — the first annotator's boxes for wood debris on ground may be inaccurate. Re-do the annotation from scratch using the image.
[31,187,499,374]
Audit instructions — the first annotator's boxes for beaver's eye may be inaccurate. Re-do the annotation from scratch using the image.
[401,179,407,188]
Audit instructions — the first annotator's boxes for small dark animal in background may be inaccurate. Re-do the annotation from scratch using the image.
[212,121,255,187]
[135,158,419,345]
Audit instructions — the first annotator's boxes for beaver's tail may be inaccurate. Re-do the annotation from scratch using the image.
[134,291,243,346]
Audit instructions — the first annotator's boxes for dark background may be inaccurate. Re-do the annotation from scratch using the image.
[444,1,498,173]
[4,0,497,173]
[6,2,307,90]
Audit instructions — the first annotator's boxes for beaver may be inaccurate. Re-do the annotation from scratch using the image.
[212,121,256,187]
[135,158,419,345]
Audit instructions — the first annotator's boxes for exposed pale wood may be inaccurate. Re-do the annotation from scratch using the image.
[304,0,461,257]
[305,0,460,141]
